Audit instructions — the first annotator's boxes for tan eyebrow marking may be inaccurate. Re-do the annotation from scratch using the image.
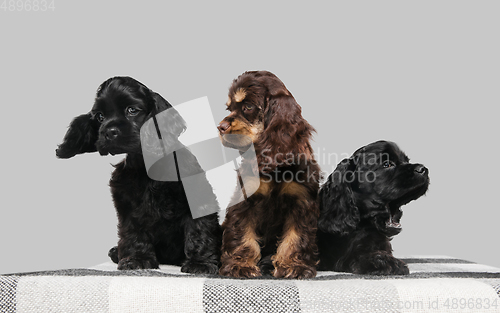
[234,88,247,103]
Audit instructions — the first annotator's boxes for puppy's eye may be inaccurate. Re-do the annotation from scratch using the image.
[383,161,395,168]
[95,112,105,123]
[127,107,141,116]
[243,104,254,113]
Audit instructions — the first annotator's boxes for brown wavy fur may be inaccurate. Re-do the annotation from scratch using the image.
[218,71,320,278]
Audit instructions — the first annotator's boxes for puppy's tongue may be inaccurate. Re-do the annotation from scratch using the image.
[386,208,402,229]
[386,217,401,228]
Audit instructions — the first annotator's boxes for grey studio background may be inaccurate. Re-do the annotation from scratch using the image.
[1,1,498,274]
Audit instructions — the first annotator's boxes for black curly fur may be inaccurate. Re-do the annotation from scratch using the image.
[56,76,221,274]
[317,140,429,275]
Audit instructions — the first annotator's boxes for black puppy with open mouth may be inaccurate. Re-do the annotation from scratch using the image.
[56,76,221,274]
[317,140,429,275]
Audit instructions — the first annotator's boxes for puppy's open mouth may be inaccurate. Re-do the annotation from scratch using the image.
[384,182,428,234]
[386,207,403,230]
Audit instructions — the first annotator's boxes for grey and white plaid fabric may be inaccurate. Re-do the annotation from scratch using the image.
[2,256,500,312]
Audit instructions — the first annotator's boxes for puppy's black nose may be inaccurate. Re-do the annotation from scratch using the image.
[414,164,427,175]
[217,121,231,134]
[105,127,120,141]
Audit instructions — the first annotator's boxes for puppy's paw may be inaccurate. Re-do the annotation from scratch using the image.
[273,263,317,279]
[108,246,119,264]
[219,264,262,278]
[258,256,275,277]
[385,257,410,275]
[117,257,159,270]
[181,261,218,275]
[356,253,409,275]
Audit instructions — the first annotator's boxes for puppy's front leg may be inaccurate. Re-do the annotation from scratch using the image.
[272,217,318,279]
[272,182,319,279]
[220,205,262,278]
[115,216,159,270]
[181,212,221,274]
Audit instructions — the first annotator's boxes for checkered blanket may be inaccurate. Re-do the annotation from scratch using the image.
[2,256,500,312]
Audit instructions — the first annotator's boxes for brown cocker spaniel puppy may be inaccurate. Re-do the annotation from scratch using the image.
[217,71,321,279]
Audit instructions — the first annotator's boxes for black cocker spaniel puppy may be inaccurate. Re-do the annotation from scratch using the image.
[317,140,429,275]
[56,76,221,274]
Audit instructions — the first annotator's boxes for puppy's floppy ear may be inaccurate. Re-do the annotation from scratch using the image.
[258,80,314,170]
[149,92,186,138]
[56,113,99,158]
[318,158,360,236]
